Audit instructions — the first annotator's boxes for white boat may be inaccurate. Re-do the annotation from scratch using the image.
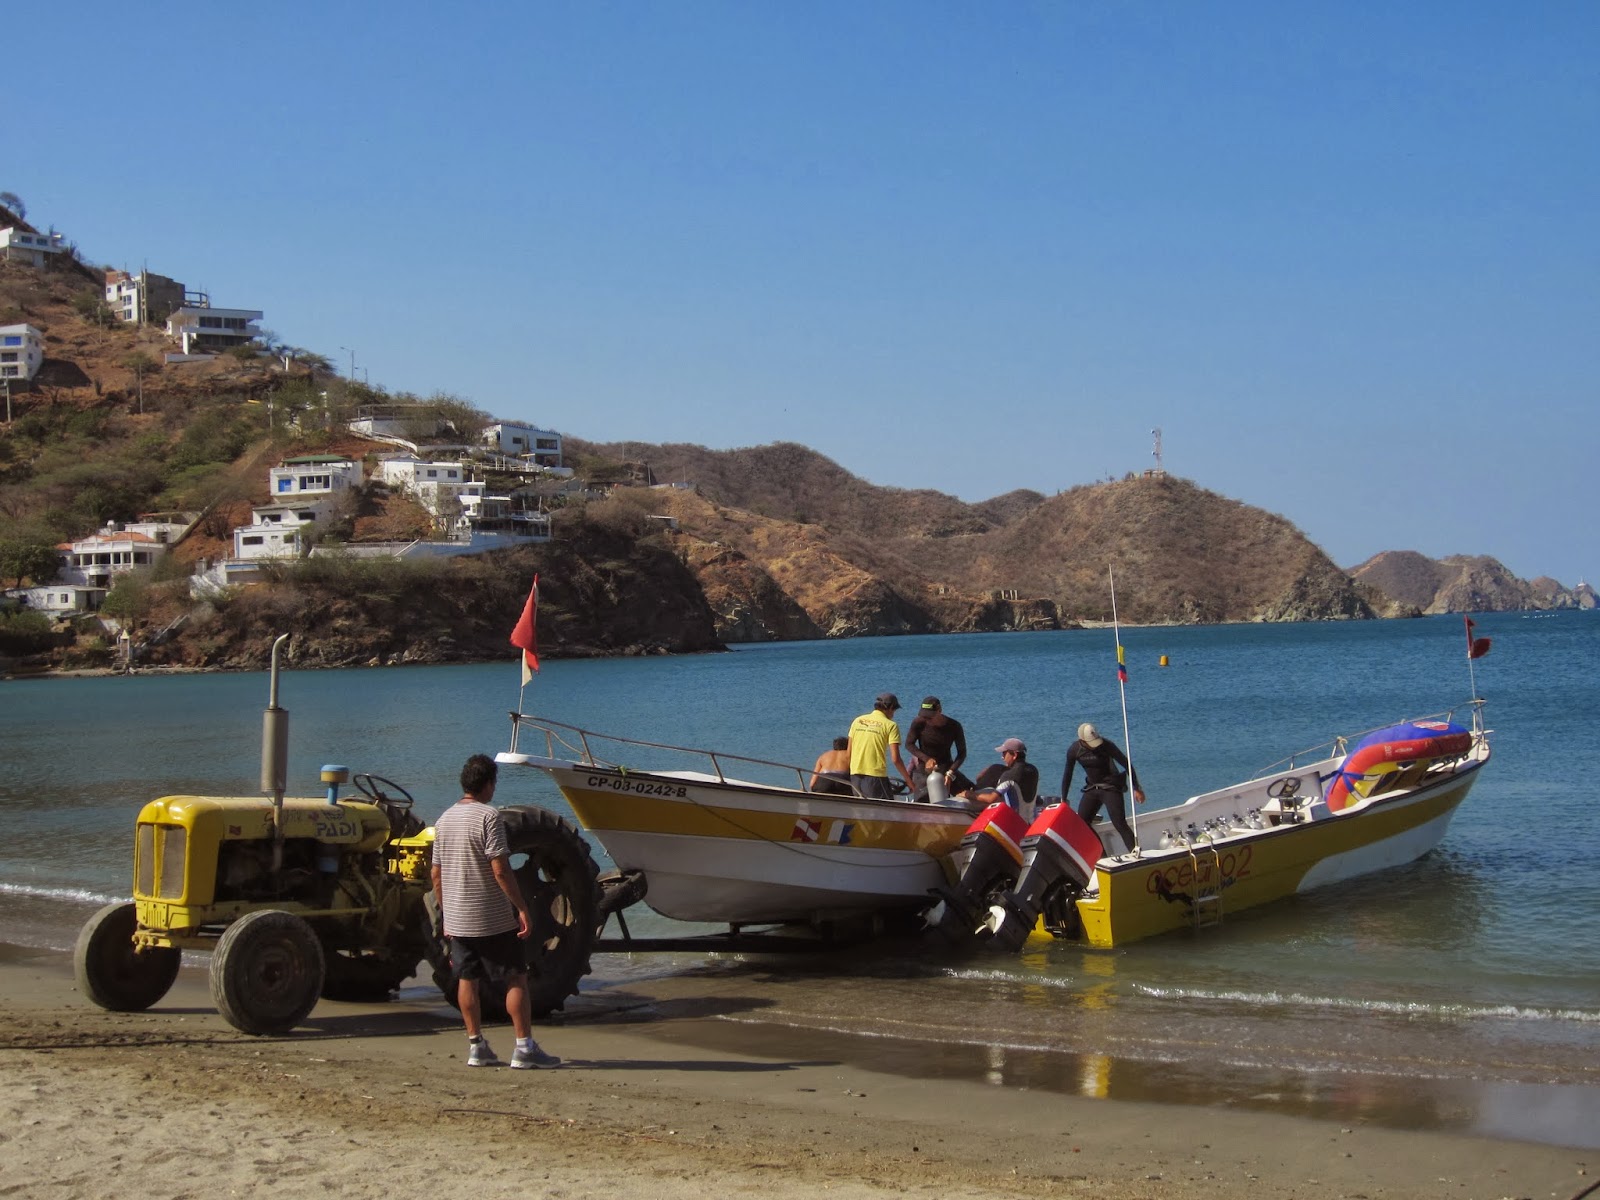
[497,716,983,926]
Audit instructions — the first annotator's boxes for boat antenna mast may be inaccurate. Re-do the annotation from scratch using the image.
[1108,565,1141,857]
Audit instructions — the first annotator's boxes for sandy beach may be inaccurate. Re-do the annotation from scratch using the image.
[0,942,1589,1200]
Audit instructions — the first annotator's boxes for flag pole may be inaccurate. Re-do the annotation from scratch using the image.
[509,574,541,723]
[1108,564,1140,857]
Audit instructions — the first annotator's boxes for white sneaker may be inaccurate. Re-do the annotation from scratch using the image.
[510,1042,560,1070]
[467,1038,501,1067]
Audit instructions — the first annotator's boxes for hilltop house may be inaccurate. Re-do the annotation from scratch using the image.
[166,299,264,355]
[484,421,563,467]
[0,225,65,269]
[0,324,45,383]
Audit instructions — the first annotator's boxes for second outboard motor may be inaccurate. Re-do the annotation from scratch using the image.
[985,804,1104,952]
[927,802,1029,944]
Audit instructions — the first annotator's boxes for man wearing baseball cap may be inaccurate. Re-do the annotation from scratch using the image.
[846,692,912,800]
[953,739,1043,812]
[906,696,968,802]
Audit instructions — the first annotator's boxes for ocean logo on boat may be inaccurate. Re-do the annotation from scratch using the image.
[791,818,821,842]
[826,821,854,845]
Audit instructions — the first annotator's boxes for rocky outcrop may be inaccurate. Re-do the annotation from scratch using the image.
[1351,551,1591,614]
[677,539,822,642]
[138,531,724,670]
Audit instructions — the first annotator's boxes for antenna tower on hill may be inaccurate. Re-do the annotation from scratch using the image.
[1149,428,1166,477]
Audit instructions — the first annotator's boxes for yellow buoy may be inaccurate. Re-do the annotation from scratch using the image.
[1159,654,1169,667]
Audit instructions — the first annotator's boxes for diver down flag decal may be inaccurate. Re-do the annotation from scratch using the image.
[791,818,821,842]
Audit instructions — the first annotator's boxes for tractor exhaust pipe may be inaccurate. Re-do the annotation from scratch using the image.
[262,634,291,871]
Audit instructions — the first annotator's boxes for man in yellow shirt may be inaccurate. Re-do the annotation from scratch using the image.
[847,693,912,800]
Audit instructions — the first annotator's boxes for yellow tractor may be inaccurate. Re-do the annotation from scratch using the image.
[73,638,600,1035]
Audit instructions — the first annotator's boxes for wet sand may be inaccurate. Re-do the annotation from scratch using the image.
[0,943,1590,1199]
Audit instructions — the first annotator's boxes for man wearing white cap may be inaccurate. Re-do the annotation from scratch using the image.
[1061,723,1144,854]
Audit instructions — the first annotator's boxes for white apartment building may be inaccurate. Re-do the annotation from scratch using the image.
[0,226,65,268]
[375,457,484,532]
[484,422,563,466]
[166,303,264,354]
[268,456,363,499]
[0,324,45,382]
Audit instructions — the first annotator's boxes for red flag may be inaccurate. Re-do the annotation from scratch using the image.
[1464,614,1491,660]
[510,575,539,683]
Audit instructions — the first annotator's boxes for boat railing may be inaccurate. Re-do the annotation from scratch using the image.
[507,711,846,796]
[1251,699,1487,780]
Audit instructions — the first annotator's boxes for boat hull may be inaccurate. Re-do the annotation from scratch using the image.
[1072,760,1482,947]
[532,763,979,924]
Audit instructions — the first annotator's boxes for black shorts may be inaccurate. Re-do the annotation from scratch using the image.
[448,929,526,984]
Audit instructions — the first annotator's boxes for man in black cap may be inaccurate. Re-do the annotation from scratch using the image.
[906,696,969,802]
[846,692,911,800]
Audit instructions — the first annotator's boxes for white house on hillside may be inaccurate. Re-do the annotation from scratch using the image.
[484,422,562,466]
[0,324,45,382]
[0,226,65,268]
[8,584,105,617]
[231,499,330,561]
[269,456,363,498]
[375,456,485,533]
[166,302,264,354]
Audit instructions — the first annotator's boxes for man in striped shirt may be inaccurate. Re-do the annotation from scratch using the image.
[431,754,559,1069]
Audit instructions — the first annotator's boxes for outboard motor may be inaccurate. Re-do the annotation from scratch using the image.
[985,804,1104,952]
[927,802,1029,944]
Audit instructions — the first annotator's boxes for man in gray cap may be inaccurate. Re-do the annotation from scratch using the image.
[846,692,911,800]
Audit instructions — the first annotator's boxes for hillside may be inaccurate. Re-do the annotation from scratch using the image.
[3,247,1591,674]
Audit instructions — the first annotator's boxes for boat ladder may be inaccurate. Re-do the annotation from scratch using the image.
[1187,843,1224,931]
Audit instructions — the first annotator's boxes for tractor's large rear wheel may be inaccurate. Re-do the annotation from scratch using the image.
[211,910,325,1035]
[427,805,601,1019]
[74,902,179,1012]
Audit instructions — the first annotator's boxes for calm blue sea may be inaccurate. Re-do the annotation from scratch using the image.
[3,612,1597,1146]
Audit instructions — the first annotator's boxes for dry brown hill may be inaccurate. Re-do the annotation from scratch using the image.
[580,441,1373,627]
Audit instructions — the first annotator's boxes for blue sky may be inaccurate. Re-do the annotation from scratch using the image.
[11,2,1597,584]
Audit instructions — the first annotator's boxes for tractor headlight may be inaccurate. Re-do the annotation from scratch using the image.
[159,826,187,899]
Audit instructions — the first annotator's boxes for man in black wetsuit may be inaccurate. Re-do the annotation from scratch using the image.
[905,696,969,801]
[1061,722,1145,855]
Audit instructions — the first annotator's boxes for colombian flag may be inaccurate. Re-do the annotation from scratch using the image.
[1116,643,1128,683]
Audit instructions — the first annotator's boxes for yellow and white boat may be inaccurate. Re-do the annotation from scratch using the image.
[962,703,1492,950]
[497,715,982,926]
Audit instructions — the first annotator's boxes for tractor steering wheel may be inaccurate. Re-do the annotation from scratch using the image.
[352,773,416,812]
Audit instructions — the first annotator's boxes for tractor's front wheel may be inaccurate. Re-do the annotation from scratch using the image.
[74,902,179,1012]
[211,910,325,1035]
